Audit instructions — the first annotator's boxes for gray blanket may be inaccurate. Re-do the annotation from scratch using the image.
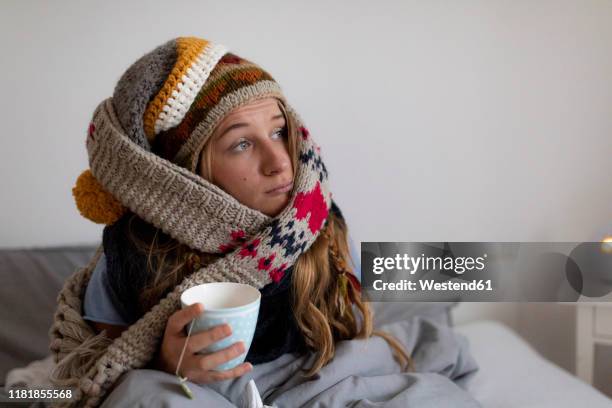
[101,302,481,407]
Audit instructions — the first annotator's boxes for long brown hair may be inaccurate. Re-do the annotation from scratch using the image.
[125,98,414,376]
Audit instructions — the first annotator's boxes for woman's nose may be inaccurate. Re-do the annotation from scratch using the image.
[262,142,290,176]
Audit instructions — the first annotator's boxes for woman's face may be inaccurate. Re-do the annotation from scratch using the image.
[198,97,294,217]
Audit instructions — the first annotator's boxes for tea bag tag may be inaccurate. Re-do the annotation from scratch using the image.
[178,376,194,399]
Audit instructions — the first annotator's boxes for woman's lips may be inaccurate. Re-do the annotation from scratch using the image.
[267,182,293,195]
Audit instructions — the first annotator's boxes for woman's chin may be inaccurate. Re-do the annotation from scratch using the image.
[260,196,290,217]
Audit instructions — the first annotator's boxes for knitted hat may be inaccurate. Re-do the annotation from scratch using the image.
[73,36,288,225]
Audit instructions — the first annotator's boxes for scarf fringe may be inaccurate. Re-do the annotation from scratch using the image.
[50,332,112,388]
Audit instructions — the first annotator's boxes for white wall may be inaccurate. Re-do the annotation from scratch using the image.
[1,0,611,375]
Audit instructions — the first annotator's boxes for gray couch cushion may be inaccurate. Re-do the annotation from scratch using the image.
[0,245,97,385]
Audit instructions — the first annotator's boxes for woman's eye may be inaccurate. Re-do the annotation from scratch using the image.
[232,127,286,152]
[233,140,251,151]
[272,126,287,139]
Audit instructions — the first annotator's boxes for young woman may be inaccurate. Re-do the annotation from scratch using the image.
[51,36,411,406]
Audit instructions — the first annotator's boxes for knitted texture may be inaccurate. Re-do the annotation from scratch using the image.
[72,170,128,224]
[50,36,333,407]
[111,36,283,171]
[73,36,286,225]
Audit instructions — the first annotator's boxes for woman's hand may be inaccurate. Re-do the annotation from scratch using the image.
[154,302,253,383]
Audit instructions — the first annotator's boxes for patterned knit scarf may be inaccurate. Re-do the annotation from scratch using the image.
[48,96,333,407]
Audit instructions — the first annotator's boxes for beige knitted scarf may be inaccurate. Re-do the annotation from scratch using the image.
[48,97,332,407]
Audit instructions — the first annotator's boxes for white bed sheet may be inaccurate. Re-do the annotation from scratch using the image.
[456,320,611,407]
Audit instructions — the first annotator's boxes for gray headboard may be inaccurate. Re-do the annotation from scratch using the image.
[0,245,98,385]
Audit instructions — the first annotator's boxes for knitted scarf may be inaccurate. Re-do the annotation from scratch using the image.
[48,96,333,407]
[100,202,349,364]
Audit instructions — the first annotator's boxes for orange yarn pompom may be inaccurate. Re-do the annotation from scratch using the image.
[72,169,127,225]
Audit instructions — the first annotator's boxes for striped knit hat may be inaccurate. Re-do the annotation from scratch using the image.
[73,36,287,225]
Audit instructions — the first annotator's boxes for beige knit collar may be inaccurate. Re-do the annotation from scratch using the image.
[87,97,332,281]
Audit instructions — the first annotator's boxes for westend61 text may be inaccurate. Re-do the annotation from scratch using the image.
[373,279,493,291]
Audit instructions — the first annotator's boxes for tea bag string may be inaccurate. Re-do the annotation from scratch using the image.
[176,319,196,399]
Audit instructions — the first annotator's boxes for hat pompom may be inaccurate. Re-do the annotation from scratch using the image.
[72,170,127,225]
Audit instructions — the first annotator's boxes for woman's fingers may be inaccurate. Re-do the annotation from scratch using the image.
[198,341,246,371]
[187,324,232,354]
[188,362,253,384]
[162,304,252,384]
[167,303,203,335]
